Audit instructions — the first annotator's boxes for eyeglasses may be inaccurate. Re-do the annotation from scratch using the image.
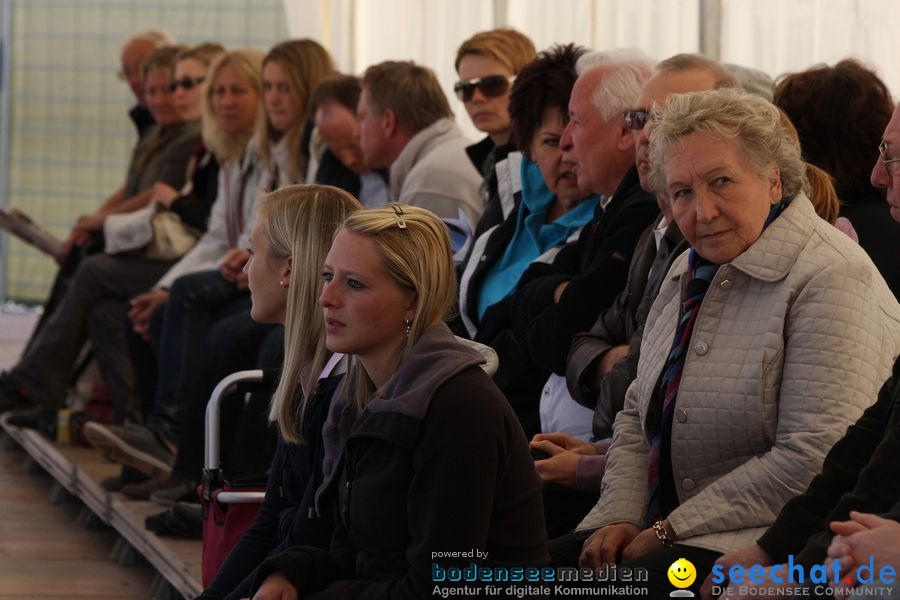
[624,109,650,131]
[169,77,206,93]
[879,139,900,177]
[453,75,514,102]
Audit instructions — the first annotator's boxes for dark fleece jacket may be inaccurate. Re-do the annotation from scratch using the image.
[251,324,548,599]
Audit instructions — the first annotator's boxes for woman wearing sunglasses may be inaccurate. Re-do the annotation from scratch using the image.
[454,29,535,202]
[147,42,224,220]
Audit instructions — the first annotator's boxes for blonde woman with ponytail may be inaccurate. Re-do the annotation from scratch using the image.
[197,184,360,600]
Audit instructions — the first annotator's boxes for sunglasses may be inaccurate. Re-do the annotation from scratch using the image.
[453,75,513,102]
[168,76,206,93]
[624,110,650,131]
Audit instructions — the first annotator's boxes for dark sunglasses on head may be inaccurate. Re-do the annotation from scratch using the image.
[453,75,513,102]
[168,76,206,93]
[624,109,650,131]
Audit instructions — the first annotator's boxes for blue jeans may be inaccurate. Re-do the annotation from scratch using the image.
[171,319,282,482]
[147,270,249,441]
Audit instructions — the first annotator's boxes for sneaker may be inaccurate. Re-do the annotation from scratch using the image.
[145,502,203,538]
[83,422,174,479]
[121,477,173,500]
[149,479,198,507]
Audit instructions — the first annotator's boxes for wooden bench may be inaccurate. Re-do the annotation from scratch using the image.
[1,416,203,599]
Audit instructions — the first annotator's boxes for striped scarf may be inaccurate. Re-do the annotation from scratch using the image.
[645,197,789,523]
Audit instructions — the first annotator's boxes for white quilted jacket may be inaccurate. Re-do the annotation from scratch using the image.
[576,193,900,554]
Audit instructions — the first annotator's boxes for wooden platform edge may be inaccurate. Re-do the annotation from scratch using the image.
[0,415,203,599]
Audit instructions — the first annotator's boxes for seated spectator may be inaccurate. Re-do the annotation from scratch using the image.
[533,53,736,537]
[257,39,335,187]
[143,42,225,232]
[827,513,900,599]
[698,100,900,600]
[80,49,265,481]
[195,184,361,599]
[454,28,535,202]
[458,43,598,341]
[89,43,342,498]
[557,89,900,599]
[479,50,659,437]
[64,44,199,256]
[356,61,484,232]
[249,204,547,598]
[308,74,389,207]
[120,29,177,137]
[19,30,175,344]
[774,59,900,296]
[0,44,209,424]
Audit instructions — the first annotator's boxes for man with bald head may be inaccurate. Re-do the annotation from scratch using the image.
[530,54,740,540]
[119,29,174,137]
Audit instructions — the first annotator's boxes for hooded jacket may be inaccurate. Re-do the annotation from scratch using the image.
[251,324,548,599]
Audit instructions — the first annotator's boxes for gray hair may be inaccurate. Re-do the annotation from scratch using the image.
[723,63,774,101]
[649,88,807,200]
[576,48,655,122]
[656,53,740,89]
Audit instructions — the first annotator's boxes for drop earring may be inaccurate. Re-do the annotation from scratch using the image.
[404,319,412,337]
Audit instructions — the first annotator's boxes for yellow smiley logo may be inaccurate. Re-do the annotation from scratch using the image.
[668,558,697,588]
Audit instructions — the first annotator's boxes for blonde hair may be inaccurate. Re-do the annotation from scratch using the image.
[261,184,362,443]
[175,42,224,67]
[454,28,536,74]
[141,45,186,80]
[649,88,807,201]
[339,204,457,410]
[201,48,264,163]
[257,39,336,183]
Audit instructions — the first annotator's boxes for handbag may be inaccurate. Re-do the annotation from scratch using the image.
[103,202,198,260]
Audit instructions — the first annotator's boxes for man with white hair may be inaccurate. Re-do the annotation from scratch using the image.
[478,50,659,438]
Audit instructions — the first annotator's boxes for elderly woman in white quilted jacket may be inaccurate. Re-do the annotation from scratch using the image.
[559,89,900,595]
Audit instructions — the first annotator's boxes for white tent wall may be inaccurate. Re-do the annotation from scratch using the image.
[720,0,900,98]
[282,0,704,139]
[283,0,899,137]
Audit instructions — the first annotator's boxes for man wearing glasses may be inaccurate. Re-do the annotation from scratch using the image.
[535,52,739,561]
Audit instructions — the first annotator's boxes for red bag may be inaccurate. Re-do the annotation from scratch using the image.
[201,484,266,586]
[199,370,270,586]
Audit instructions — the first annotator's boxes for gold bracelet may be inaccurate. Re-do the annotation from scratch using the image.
[653,520,674,548]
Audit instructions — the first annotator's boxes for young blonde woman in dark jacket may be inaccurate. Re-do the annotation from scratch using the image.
[249,205,548,600]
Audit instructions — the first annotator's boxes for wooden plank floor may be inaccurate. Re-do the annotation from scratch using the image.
[0,309,200,598]
[0,442,156,598]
